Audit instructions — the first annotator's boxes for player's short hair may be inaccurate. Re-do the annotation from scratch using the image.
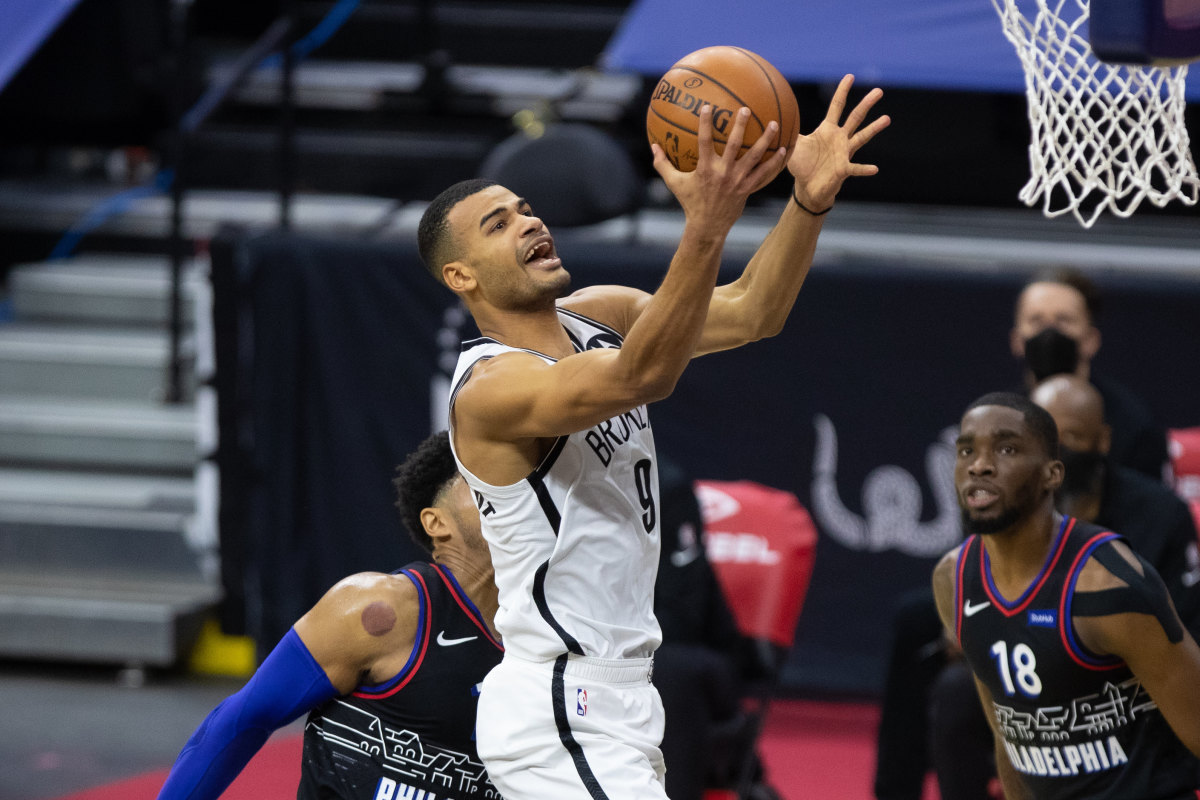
[392,430,459,554]
[964,391,1059,459]
[417,179,498,282]
[1020,266,1103,323]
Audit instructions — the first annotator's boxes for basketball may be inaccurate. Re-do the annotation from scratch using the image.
[646,46,800,172]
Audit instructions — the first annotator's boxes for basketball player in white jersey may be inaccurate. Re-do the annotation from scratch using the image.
[416,74,889,799]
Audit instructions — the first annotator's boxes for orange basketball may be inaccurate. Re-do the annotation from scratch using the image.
[646,46,800,172]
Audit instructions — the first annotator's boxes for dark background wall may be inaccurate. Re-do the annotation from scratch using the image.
[212,227,1200,694]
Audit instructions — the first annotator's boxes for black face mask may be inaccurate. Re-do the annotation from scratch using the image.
[1057,445,1107,497]
[1023,328,1080,382]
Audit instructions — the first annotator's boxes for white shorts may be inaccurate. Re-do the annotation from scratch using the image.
[476,652,668,800]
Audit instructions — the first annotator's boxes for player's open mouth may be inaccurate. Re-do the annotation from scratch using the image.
[965,487,999,509]
[523,237,560,269]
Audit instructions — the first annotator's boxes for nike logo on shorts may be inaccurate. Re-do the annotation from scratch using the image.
[437,631,478,646]
[963,599,991,617]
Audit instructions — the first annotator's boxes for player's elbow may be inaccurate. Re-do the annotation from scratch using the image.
[607,350,686,403]
[648,375,681,402]
[730,298,787,342]
[755,308,791,340]
[630,372,679,404]
[735,318,783,346]
[614,365,681,405]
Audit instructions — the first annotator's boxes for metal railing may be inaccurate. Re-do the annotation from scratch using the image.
[164,0,299,402]
[47,0,363,403]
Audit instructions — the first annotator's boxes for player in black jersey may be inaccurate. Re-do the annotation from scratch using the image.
[157,431,503,800]
[932,392,1200,800]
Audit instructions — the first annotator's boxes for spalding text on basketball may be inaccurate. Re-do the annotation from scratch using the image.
[651,78,735,134]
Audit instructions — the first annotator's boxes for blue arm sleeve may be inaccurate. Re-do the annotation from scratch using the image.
[156,627,340,800]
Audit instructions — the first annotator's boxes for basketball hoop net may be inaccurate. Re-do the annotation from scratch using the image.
[991,0,1200,227]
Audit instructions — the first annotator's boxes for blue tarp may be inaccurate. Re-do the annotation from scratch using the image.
[0,0,83,93]
[600,0,1200,100]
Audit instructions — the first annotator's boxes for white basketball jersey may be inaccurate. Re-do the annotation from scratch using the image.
[448,307,663,662]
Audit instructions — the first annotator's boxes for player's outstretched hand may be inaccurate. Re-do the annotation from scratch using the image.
[651,103,789,237]
[789,74,890,213]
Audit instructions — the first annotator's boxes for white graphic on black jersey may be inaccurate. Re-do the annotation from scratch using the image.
[992,678,1156,743]
[307,701,498,799]
[991,680,1154,780]
[811,415,961,556]
[1002,736,1129,778]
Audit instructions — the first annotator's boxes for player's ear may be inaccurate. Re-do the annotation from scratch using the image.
[1045,457,1065,492]
[421,507,454,546]
[442,260,476,293]
[1098,422,1112,455]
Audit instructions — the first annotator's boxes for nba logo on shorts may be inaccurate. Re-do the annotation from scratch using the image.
[576,688,588,716]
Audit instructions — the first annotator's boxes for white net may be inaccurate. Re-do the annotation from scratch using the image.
[991,0,1200,227]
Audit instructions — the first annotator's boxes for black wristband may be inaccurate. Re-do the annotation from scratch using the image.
[791,186,832,216]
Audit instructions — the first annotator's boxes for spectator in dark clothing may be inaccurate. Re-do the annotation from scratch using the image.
[655,458,745,654]
[1010,266,1168,479]
[873,588,951,800]
[1030,374,1200,630]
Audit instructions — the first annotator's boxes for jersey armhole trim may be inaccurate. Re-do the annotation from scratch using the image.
[954,537,973,644]
[1059,532,1126,671]
[556,306,625,340]
[352,568,432,698]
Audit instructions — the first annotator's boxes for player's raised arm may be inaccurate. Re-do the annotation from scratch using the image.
[694,74,890,355]
[453,104,784,448]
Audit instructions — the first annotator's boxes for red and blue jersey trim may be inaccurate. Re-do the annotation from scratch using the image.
[431,563,503,652]
[954,538,972,644]
[981,516,1074,617]
[1059,530,1125,671]
[351,567,431,699]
